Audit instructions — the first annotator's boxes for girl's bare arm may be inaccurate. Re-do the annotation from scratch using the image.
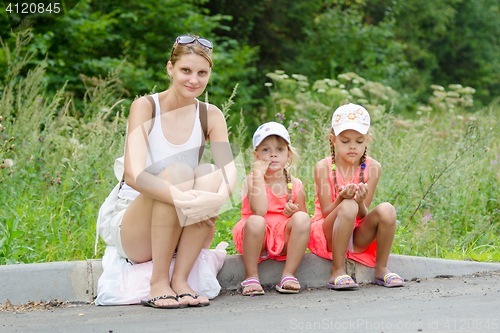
[315,158,345,219]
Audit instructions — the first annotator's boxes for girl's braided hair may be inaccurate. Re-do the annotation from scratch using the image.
[283,167,292,202]
[359,146,367,183]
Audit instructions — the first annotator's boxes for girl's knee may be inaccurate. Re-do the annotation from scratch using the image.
[290,211,311,232]
[377,202,396,225]
[244,215,266,235]
[337,199,358,219]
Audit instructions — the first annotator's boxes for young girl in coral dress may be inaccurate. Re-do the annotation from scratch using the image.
[308,103,404,289]
[233,122,311,295]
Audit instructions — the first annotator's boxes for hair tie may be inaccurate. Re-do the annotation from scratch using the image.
[361,163,366,170]
[331,163,336,171]
[287,183,293,190]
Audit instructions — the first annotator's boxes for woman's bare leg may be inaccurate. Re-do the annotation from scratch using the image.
[120,163,194,307]
[171,164,223,305]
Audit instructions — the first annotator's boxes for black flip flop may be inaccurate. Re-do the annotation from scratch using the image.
[177,293,210,307]
[141,295,186,309]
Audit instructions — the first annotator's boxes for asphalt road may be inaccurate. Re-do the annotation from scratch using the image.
[1,271,499,333]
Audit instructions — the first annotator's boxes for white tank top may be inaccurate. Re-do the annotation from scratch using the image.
[118,93,204,201]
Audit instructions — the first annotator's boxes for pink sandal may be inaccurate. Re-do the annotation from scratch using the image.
[275,275,300,294]
[241,277,265,296]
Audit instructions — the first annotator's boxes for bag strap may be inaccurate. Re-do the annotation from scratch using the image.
[198,100,208,161]
[145,95,156,135]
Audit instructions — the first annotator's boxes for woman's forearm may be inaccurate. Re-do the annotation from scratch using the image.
[125,170,195,205]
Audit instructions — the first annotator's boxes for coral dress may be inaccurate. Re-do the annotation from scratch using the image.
[308,156,377,267]
[233,173,303,263]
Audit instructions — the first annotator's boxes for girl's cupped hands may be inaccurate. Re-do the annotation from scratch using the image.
[353,183,369,204]
[338,183,357,199]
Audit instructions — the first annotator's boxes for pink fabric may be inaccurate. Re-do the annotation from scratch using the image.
[308,156,377,267]
[233,173,303,263]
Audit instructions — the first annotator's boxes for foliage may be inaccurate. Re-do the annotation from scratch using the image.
[235,69,500,260]
[0,30,126,264]
[0,0,257,118]
[298,5,412,92]
[392,0,500,105]
[1,3,500,263]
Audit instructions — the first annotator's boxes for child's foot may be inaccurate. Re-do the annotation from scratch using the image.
[328,274,359,290]
[147,282,181,307]
[276,275,300,294]
[241,277,265,296]
[375,271,404,288]
[329,269,359,289]
[172,280,210,306]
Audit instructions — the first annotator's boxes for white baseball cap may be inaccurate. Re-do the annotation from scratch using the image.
[331,103,370,136]
[252,121,291,150]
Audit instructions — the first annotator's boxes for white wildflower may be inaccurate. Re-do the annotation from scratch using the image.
[431,85,445,91]
[292,74,308,81]
[449,84,463,90]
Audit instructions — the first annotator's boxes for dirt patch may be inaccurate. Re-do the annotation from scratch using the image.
[0,299,92,312]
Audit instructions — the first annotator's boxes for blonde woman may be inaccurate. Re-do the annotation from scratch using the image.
[107,35,236,308]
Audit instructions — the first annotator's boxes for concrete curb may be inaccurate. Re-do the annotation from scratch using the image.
[1,254,500,305]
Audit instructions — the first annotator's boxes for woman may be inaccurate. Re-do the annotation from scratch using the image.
[112,35,236,308]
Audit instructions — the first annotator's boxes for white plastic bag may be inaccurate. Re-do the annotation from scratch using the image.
[94,156,125,255]
[95,242,228,305]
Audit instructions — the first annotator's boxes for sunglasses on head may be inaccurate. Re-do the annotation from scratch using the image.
[175,35,213,49]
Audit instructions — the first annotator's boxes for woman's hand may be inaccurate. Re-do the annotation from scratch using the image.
[173,189,224,225]
[283,201,299,217]
[353,183,369,204]
[338,183,357,199]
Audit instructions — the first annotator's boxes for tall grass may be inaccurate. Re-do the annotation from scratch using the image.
[0,31,126,264]
[254,70,500,261]
[1,32,498,264]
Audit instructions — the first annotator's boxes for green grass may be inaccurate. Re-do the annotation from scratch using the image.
[1,31,499,264]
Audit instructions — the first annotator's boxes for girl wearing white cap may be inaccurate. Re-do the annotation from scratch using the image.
[233,122,311,295]
[308,104,404,289]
